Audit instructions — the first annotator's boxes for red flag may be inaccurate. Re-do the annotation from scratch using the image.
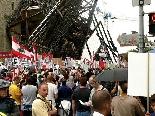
[32,43,37,61]
[12,37,33,60]
[99,60,105,69]
[91,51,95,68]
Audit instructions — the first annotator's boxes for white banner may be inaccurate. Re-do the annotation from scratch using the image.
[128,52,155,97]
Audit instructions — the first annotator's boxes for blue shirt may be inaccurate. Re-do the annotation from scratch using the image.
[58,85,73,101]
[151,113,155,116]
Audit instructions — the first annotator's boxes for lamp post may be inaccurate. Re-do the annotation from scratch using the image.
[139,2,144,53]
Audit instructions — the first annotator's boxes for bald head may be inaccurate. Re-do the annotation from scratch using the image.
[38,82,47,89]
[46,74,54,82]
[92,90,111,112]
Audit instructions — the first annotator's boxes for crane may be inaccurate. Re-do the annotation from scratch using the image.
[95,0,138,29]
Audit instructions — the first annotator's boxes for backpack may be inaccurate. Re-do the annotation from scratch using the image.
[0,98,15,114]
[38,75,44,84]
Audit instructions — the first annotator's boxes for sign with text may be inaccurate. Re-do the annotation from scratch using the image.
[128,52,155,97]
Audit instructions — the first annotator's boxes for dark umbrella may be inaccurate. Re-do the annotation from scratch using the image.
[93,68,128,82]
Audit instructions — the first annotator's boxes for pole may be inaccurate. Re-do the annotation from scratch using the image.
[139,5,144,53]
[147,53,150,112]
[139,1,149,112]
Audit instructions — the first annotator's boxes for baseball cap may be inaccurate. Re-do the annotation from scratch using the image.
[0,79,10,89]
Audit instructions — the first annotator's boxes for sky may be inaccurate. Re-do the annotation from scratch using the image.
[98,0,155,36]
[82,0,155,59]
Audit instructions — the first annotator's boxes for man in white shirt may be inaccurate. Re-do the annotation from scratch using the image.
[89,75,108,114]
[92,90,111,116]
[46,75,58,107]
[89,75,108,102]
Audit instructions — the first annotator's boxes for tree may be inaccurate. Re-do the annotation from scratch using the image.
[124,41,154,62]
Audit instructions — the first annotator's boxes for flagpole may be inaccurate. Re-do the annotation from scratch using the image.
[33,43,37,73]
[11,36,14,81]
[11,36,13,66]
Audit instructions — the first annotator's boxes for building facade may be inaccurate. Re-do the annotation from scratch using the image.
[0,0,20,52]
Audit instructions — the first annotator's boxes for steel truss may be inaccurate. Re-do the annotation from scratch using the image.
[6,0,118,60]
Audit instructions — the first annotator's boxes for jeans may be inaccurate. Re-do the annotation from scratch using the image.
[23,110,32,116]
[22,104,32,116]
[76,111,90,116]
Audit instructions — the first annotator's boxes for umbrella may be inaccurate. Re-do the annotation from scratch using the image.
[93,68,128,82]
[148,49,155,53]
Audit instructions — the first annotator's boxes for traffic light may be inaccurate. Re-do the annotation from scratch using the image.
[149,13,155,35]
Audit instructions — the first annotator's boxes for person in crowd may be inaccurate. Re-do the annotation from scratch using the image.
[46,75,58,107]
[89,75,108,114]
[0,79,20,116]
[145,94,155,116]
[5,72,12,82]
[37,74,44,85]
[85,68,94,81]
[21,77,37,116]
[111,81,146,116]
[72,77,91,116]
[72,76,79,91]
[31,73,38,87]
[43,72,48,83]
[19,79,26,89]
[63,72,69,80]
[110,81,121,97]
[89,75,108,101]
[92,90,111,116]
[71,67,76,74]
[77,70,82,78]
[58,78,73,102]
[0,74,3,79]
[9,76,21,109]
[72,76,92,91]
[52,74,59,87]
[48,68,53,74]
[66,70,74,89]
[32,83,57,116]
[1,67,7,78]
[58,79,73,116]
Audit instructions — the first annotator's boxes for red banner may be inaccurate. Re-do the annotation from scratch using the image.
[0,52,14,58]
[99,60,105,69]
[38,53,53,59]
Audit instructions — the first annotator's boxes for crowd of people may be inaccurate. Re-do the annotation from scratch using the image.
[0,66,155,116]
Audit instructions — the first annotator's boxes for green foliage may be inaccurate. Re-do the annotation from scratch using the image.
[124,45,154,62]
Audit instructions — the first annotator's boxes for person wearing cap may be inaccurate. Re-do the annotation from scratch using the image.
[0,79,20,116]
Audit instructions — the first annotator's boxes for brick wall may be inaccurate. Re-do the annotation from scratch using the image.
[0,0,20,52]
